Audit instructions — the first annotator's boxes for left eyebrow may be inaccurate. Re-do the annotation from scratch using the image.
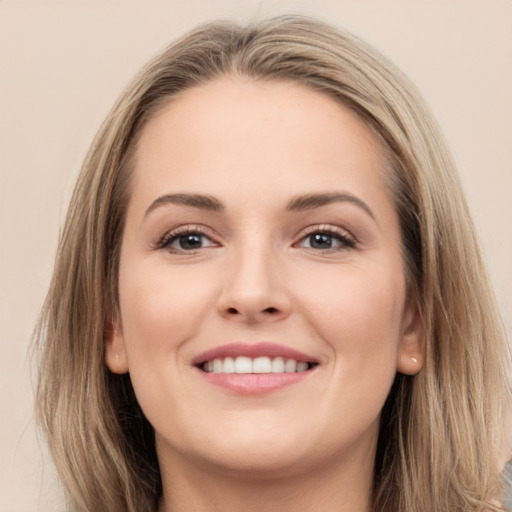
[144,193,225,218]
[285,192,375,220]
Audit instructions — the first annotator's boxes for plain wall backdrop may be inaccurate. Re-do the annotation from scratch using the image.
[1,1,511,510]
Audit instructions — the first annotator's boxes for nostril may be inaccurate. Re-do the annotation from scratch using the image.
[227,307,238,314]
[264,307,278,314]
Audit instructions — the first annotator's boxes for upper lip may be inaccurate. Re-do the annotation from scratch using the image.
[192,342,318,366]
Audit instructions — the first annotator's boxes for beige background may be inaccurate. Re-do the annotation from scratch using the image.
[1,1,511,510]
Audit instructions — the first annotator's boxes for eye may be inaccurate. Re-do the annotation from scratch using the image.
[157,227,218,253]
[295,227,356,251]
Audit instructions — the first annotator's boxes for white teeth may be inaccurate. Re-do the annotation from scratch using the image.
[202,356,313,374]
[235,356,252,373]
[284,359,297,372]
[223,357,235,373]
[271,357,285,373]
[253,356,272,373]
[296,361,308,372]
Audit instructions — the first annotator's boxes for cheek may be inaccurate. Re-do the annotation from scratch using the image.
[298,265,405,374]
[118,260,219,360]
[116,262,222,428]
[280,265,406,451]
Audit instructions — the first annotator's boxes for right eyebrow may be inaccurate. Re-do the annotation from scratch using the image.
[286,192,375,221]
[144,193,224,218]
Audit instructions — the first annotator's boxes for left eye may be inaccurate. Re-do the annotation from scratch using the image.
[162,232,217,252]
[297,231,354,250]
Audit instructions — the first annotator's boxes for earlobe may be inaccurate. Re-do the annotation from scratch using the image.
[396,295,424,376]
[104,317,129,374]
[397,351,423,375]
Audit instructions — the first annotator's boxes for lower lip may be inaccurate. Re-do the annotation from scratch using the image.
[197,369,313,395]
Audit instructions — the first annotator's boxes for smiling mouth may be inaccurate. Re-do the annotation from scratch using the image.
[193,343,319,394]
[198,356,318,374]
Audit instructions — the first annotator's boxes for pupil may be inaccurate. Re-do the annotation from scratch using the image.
[179,234,202,250]
[310,233,332,248]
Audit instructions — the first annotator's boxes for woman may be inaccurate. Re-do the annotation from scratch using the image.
[34,15,510,512]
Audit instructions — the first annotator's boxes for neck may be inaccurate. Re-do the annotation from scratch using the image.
[157,444,374,512]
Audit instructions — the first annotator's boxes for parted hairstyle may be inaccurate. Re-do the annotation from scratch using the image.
[34,14,510,512]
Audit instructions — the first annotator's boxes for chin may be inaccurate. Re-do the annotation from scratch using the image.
[157,418,318,480]
[196,444,314,481]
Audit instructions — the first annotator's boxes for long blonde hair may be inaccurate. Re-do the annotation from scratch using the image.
[34,15,510,511]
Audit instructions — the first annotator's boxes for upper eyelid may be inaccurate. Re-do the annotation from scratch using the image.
[163,224,213,237]
[154,224,219,249]
[295,224,357,242]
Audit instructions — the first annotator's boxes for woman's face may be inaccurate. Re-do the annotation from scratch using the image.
[106,77,422,479]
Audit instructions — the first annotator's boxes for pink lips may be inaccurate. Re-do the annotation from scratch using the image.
[192,342,318,395]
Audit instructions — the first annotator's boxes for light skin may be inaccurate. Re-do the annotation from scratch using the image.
[106,77,423,512]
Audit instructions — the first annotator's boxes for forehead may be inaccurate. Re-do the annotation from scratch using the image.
[130,77,391,212]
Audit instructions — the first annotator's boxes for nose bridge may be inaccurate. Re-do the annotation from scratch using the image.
[218,233,290,322]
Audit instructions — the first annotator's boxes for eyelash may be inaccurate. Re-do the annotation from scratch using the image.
[155,224,357,254]
[155,225,218,254]
[293,225,356,252]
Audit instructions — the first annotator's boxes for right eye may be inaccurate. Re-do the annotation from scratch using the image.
[158,228,218,253]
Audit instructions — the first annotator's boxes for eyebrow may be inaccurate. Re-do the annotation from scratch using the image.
[144,193,224,217]
[286,192,375,220]
[144,191,374,220]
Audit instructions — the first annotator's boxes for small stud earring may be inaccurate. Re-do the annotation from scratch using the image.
[411,357,418,364]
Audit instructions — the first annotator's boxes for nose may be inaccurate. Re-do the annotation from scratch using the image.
[216,246,292,324]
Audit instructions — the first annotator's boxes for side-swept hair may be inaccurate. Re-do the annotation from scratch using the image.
[34,15,510,512]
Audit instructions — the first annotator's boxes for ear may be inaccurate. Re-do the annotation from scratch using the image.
[104,316,129,374]
[396,294,424,376]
